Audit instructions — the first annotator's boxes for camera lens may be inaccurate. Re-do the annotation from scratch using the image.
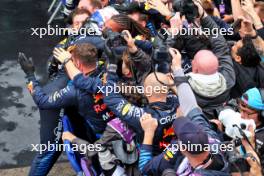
[240,123,247,130]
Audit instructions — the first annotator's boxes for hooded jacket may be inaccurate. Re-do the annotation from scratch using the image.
[189,16,236,119]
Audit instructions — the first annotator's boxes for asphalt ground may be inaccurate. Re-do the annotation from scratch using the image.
[0,0,66,169]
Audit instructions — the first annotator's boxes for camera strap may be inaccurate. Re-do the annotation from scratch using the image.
[153,70,175,87]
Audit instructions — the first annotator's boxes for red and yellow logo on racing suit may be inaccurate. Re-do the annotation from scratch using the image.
[159,126,175,149]
[92,71,116,122]
[27,81,34,94]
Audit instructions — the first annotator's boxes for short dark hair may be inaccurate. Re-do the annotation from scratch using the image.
[67,8,90,25]
[237,36,261,67]
[111,14,151,39]
[72,43,98,66]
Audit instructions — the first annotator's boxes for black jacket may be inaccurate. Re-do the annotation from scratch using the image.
[231,61,264,98]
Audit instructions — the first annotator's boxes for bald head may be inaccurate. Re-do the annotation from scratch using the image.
[144,72,171,102]
[192,50,219,75]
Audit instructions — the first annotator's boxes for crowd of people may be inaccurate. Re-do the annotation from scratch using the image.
[17,0,264,175]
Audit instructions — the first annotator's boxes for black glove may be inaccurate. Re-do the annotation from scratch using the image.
[48,56,60,79]
[104,39,119,65]
[18,52,35,77]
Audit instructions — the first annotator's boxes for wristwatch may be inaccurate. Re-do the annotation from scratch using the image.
[62,57,72,66]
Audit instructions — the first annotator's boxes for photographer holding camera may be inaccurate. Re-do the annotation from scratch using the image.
[17,0,264,175]
[146,0,236,119]
[241,128,262,176]
[138,47,228,176]
[55,28,152,85]
[213,87,264,174]
[238,87,264,173]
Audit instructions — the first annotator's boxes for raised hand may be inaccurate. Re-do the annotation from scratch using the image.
[140,113,158,133]
[169,48,182,71]
[122,30,137,53]
[53,48,72,64]
[18,52,35,77]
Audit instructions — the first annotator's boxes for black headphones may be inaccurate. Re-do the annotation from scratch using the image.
[259,88,264,118]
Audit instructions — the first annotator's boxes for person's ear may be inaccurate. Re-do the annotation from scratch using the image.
[141,21,147,28]
[76,59,82,69]
[234,55,242,64]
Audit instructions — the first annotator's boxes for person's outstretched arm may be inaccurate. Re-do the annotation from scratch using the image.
[123,30,152,77]
[103,64,144,132]
[241,0,263,30]
[200,13,236,89]
[102,43,145,132]
[231,0,245,21]
[169,48,220,140]
[53,48,81,80]
[18,52,77,109]
[53,48,103,93]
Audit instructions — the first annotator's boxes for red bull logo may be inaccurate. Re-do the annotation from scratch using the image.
[163,127,175,139]
[93,93,103,103]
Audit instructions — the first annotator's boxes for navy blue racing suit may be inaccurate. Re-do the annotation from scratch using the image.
[29,35,105,176]
[28,72,69,176]
[138,108,228,176]
[30,68,115,134]
[72,70,179,155]
[28,68,115,176]
[138,68,229,176]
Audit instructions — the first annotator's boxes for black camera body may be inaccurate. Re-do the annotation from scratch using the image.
[103,28,128,71]
[103,28,127,48]
[152,46,171,64]
[225,138,247,165]
[172,0,199,23]
[152,32,173,73]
